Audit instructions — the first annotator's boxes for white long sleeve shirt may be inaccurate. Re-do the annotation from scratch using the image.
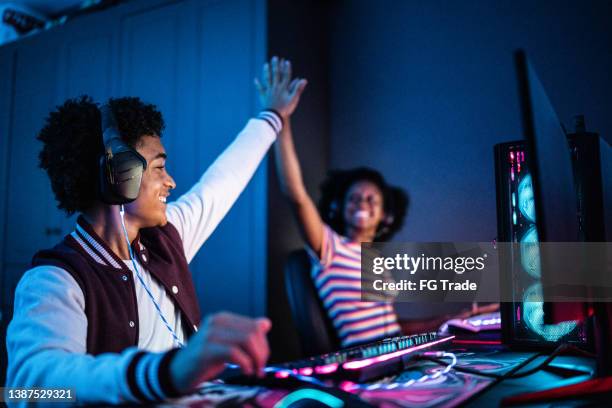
[5,113,281,406]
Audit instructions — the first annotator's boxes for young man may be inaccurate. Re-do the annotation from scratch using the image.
[5,57,307,405]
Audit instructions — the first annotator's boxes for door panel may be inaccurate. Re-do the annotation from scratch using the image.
[5,43,61,265]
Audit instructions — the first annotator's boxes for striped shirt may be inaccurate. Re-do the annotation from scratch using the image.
[310,225,401,348]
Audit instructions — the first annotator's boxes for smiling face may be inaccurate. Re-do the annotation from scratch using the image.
[124,135,176,227]
[343,180,385,236]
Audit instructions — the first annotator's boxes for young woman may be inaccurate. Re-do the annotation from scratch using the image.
[272,86,495,348]
[272,107,411,347]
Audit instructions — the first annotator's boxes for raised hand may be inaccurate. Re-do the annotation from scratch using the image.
[254,56,307,121]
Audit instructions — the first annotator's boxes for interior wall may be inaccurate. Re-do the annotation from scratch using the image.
[266,0,331,362]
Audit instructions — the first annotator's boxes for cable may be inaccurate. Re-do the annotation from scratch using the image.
[354,352,459,392]
[119,205,184,347]
[416,343,595,381]
[415,355,504,379]
[502,344,593,380]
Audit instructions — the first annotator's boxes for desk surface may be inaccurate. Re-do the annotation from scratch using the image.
[164,344,599,407]
[469,352,597,407]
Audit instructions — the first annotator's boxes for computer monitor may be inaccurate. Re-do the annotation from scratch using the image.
[515,52,580,243]
[514,49,611,375]
[515,50,584,320]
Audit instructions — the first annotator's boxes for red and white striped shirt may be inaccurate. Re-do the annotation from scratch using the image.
[310,225,401,348]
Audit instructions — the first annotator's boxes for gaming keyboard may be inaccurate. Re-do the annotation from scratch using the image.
[222,332,454,385]
[280,332,453,382]
[440,312,501,333]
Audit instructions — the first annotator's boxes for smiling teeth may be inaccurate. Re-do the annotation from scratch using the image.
[159,197,167,203]
[355,210,369,219]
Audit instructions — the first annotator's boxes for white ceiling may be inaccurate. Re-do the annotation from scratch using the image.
[1,0,85,17]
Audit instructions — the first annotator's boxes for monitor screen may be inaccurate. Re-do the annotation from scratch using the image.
[514,50,585,326]
[515,50,580,244]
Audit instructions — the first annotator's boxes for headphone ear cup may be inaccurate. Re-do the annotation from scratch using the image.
[375,213,395,239]
[110,150,146,202]
[99,104,147,204]
[99,144,147,204]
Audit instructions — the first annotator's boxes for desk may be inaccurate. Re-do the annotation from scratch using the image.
[469,352,597,407]
[165,344,599,407]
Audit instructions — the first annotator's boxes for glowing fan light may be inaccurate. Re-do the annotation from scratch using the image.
[522,284,578,342]
[520,226,541,278]
[518,174,536,223]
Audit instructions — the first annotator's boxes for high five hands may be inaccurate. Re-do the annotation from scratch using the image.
[255,56,307,121]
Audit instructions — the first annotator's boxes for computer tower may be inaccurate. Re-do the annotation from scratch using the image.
[494,125,608,348]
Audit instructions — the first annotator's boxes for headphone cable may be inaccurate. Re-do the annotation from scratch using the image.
[119,205,184,348]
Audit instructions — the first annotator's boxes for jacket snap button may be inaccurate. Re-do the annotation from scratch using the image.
[122,275,128,281]
[129,320,135,328]
[172,285,179,294]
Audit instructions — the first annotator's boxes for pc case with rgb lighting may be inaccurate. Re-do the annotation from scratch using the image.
[493,125,606,349]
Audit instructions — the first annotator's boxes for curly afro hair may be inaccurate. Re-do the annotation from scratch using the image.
[38,95,165,215]
[317,167,409,241]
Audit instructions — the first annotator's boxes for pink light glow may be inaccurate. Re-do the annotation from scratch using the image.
[339,381,357,392]
[452,339,502,345]
[342,336,455,370]
[314,363,339,374]
[299,367,313,376]
[274,370,290,378]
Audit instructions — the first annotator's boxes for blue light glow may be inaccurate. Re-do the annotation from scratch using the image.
[518,174,536,223]
[520,226,541,278]
[274,389,344,408]
[522,284,578,342]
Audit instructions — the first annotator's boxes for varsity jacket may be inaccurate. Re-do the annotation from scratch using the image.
[31,215,201,354]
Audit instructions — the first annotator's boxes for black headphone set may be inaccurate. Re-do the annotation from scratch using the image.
[99,104,147,204]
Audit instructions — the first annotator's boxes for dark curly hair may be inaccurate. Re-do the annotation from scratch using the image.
[317,167,409,241]
[37,95,165,215]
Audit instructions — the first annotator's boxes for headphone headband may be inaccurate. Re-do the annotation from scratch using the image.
[100,104,120,152]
